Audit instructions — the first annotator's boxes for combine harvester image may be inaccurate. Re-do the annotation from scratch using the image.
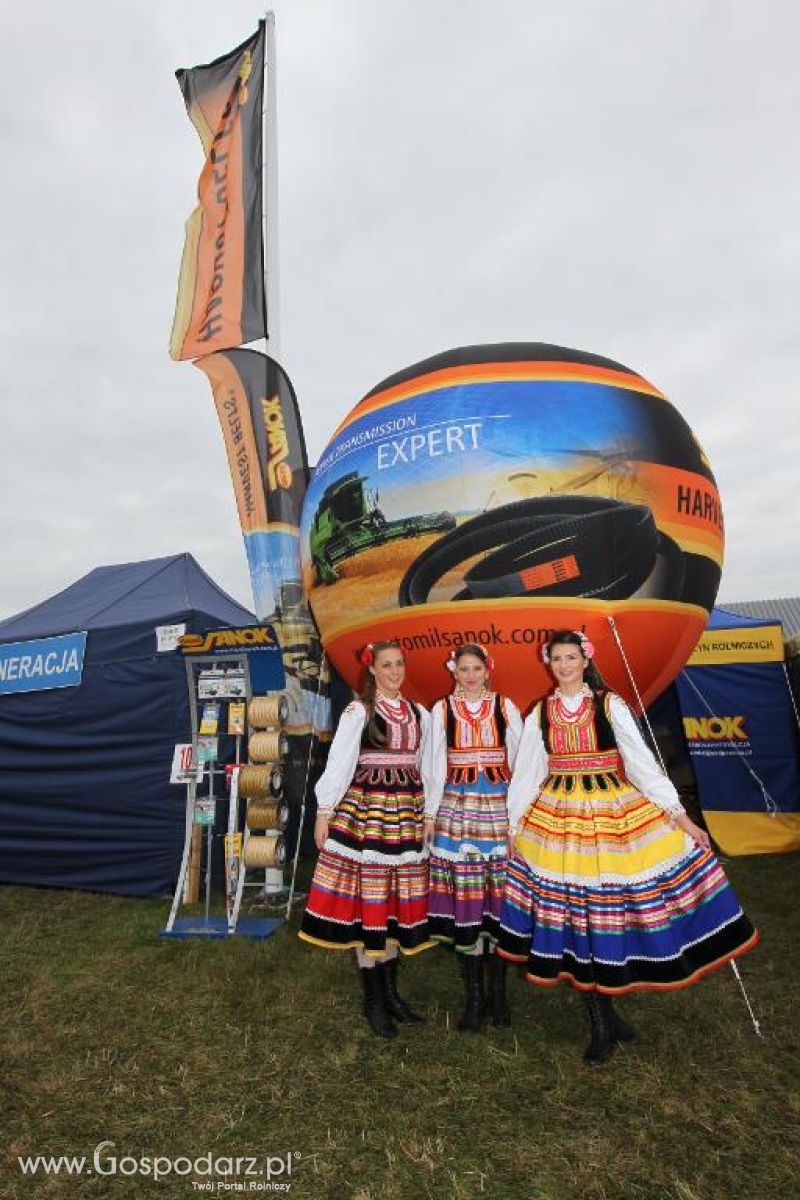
[310,472,456,585]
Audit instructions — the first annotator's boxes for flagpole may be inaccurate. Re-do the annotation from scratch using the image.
[263,10,280,360]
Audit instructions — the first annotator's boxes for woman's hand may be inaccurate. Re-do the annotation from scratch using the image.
[507,828,518,856]
[314,812,330,851]
[671,811,711,851]
[424,818,436,848]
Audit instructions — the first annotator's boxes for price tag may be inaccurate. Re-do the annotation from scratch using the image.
[170,743,197,784]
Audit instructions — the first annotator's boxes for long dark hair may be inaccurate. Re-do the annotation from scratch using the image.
[358,639,404,744]
[545,629,606,699]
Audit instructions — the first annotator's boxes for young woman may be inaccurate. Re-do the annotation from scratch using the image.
[425,644,522,1032]
[498,629,759,1065]
[298,639,432,1038]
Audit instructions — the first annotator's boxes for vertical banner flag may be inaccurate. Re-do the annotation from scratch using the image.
[170,23,266,360]
[195,349,330,737]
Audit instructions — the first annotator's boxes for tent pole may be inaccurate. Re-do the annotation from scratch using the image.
[262,11,280,360]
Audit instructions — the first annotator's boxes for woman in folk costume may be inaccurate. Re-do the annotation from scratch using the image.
[425,644,522,1032]
[299,639,433,1039]
[498,629,759,1065]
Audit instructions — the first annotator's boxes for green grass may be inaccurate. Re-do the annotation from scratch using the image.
[1,854,798,1199]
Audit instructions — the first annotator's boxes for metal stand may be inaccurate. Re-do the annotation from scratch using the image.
[162,653,284,942]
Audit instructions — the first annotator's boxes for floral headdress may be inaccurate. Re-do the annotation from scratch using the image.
[358,643,374,667]
[445,646,495,673]
[541,631,595,665]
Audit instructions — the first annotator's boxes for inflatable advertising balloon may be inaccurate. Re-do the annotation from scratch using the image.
[300,344,723,711]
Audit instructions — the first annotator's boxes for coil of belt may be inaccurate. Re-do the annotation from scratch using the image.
[249,694,288,729]
[246,799,290,831]
[238,764,284,800]
[248,730,289,763]
[399,495,690,605]
[244,833,286,869]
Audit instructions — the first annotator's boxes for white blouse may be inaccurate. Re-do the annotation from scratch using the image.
[315,698,431,814]
[506,689,686,832]
[424,695,523,819]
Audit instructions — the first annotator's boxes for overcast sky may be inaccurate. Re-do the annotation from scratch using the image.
[1,0,797,619]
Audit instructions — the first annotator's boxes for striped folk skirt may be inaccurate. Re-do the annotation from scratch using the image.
[497,770,759,993]
[299,765,432,957]
[428,769,510,952]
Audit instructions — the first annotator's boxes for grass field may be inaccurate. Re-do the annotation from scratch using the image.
[2,853,798,1200]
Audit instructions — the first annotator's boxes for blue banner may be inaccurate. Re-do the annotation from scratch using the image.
[0,632,87,696]
[676,662,800,815]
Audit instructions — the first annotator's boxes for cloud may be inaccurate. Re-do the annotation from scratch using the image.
[0,0,797,618]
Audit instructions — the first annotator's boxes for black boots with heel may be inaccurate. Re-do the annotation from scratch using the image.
[458,954,485,1033]
[381,958,424,1024]
[359,966,397,1039]
[485,952,512,1027]
[583,993,637,1064]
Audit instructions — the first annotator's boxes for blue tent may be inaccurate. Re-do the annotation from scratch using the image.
[0,554,254,896]
[649,606,800,855]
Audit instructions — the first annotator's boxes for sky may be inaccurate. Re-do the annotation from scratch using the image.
[1,0,798,619]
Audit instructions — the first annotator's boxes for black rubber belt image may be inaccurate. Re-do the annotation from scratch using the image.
[398,496,686,606]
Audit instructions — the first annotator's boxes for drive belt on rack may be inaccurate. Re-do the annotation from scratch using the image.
[398,495,688,606]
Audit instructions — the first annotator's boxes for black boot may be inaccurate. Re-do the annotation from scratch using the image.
[608,999,637,1044]
[359,967,398,1039]
[485,952,512,1027]
[458,954,485,1034]
[380,958,424,1024]
[583,993,614,1066]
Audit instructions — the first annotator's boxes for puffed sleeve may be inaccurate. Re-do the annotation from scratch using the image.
[607,693,685,817]
[501,698,523,771]
[506,704,550,831]
[422,700,447,819]
[315,701,366,814]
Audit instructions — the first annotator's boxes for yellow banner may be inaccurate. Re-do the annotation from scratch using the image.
[687,624,784,666]
[705,810,800,856]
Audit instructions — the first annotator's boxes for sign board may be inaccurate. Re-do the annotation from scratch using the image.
[0,632,87,696]
[170,742,199,784]
[179,624,285,692]
[156,623,187,653]
[198,669,246,699]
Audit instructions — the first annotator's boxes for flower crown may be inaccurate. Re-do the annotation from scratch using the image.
[445,647,495,674]
[541,631,595,664]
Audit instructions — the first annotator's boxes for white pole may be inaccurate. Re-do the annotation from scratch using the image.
[263,11,280,361]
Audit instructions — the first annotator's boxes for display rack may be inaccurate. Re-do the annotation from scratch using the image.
[162,639,288,941]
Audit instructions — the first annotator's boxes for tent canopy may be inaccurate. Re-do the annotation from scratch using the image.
[0,554,254,896]
[0,553,254,661]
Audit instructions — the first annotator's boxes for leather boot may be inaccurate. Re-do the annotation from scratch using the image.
[359,967,398,1039]
[485,952,512,1027]
[583,992,614,1066]
[608,998,637,1044]
[458,954,485,1034]
[380,959,424,1024]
